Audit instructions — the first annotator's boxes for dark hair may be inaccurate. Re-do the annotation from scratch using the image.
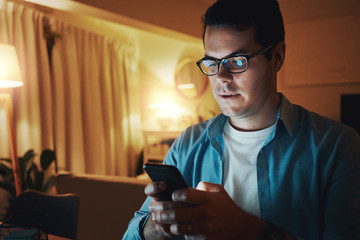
[202,0,285,50]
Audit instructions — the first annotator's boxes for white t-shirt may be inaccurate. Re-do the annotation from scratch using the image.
[222,119,275,217]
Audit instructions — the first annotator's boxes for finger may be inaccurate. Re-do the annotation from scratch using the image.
[148,201,184,212]
[196,181,226,193]
[173,187,226,205]
[170,221,217,236]
[152,205,205,224]
[144,181,167,197]
[185,235,206,240]
[170,221,212,236]
[152,209,176,224]
[170,222,194,235]
[155,223,175,238]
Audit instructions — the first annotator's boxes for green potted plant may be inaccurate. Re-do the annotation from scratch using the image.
[0,149,56,198]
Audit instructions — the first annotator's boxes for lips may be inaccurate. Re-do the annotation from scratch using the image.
[219,93,241,99]
[219,92,240,97]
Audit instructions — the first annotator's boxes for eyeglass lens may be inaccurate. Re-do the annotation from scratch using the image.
[198,56,247,76]
[223,57,247,73]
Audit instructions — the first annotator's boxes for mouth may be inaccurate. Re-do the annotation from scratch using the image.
[219,93,241,99]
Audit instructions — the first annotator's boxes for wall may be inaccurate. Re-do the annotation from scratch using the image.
[72,0,210,39]
[278,0,360,121]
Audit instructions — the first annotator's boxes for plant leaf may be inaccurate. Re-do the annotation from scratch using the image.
[25,171,34,190]
[0,158,12,164]
[23,150,35,173]
[40,149,55,170]
[42,175,55,193]
[23,149,35,162]
[18,157,26,184]
[34,171,44,191]
[0,162,11,173]
[0,163,13,180]
[27,163,38,175]
[0,182,16,197]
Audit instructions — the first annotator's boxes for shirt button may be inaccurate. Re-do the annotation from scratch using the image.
[260,191,265,198]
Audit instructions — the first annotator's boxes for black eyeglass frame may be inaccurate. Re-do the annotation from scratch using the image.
[196,45,274,76]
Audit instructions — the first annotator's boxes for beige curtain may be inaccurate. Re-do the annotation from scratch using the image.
[0,1,53,156]
[0,1,143,176]
[50,20,142,176]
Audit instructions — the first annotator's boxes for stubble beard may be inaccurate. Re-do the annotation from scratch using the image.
[219,104,252,119]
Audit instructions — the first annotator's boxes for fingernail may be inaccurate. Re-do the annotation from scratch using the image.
[148,205,155,211]
[173,189,186,201]
[170,224,179,234]
[152,213,158,221]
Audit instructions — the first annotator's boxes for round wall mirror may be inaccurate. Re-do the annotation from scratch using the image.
[175,58,208,99]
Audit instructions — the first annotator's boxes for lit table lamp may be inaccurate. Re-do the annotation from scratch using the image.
[0,43,23,196]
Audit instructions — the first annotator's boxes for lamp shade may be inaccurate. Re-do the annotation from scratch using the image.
[0,44,23,88]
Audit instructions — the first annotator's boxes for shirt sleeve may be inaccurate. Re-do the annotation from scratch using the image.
[122,139,181,240]
[122,196,151,240]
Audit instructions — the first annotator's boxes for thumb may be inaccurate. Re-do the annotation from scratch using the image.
[196,181,226,193]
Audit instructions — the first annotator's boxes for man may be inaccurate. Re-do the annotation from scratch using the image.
[123,0,360,239]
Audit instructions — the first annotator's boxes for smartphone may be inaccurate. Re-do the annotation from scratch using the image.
[143,163,188,201]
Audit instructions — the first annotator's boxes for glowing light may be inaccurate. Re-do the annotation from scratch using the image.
[177,83,195,90]
[0,44,23,88]
[148,101,181,118]
[0,80,23,88]
[148,102,179,110]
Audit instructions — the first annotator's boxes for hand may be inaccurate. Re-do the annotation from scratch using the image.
[143,181,189,239]
[150,181,266,240]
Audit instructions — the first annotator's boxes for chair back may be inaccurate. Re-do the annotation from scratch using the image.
[3,190,79,239]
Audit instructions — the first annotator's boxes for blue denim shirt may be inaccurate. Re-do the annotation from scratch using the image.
[123,94,360,240]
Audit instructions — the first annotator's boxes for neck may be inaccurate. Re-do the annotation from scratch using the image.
[229,93,280,132]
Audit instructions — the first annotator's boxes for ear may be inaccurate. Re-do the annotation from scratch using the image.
[273,41,286,72]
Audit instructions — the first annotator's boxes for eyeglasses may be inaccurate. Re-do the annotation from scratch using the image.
[196,45,273,76]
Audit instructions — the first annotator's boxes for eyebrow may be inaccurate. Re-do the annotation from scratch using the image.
[203,48,250,60]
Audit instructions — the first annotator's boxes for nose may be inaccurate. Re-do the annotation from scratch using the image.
[216,63,233,83]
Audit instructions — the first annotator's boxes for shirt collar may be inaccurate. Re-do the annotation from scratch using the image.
[277,93,296,136]
[207,114,228,140]
[206,93,296,138]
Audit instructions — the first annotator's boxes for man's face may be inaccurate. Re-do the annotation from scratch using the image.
[204,25,279,124]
